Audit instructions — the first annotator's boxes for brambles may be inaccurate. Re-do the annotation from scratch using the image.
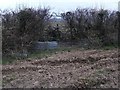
[1,7,118,59]
[2,7,51,57]
[61,9,118,47]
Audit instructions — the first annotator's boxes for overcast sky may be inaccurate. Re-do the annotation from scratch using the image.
[0,0,119,13]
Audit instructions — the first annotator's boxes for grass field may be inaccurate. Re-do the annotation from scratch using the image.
[2,45,118,65]
[2,46,79,65]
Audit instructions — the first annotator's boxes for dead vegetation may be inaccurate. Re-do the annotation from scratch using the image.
[2,49,119,88]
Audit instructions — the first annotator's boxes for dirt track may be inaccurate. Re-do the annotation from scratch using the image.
[2,49,119,88]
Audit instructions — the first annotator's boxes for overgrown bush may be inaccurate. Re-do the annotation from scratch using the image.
[2,7,51,56]
[61,8,118,47]
[1,7,119,57]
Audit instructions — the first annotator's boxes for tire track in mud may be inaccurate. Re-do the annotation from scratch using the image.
[2,49,119,88]
[2,49,118,74]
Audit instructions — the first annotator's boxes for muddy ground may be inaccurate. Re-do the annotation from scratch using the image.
[2,49,119,88]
